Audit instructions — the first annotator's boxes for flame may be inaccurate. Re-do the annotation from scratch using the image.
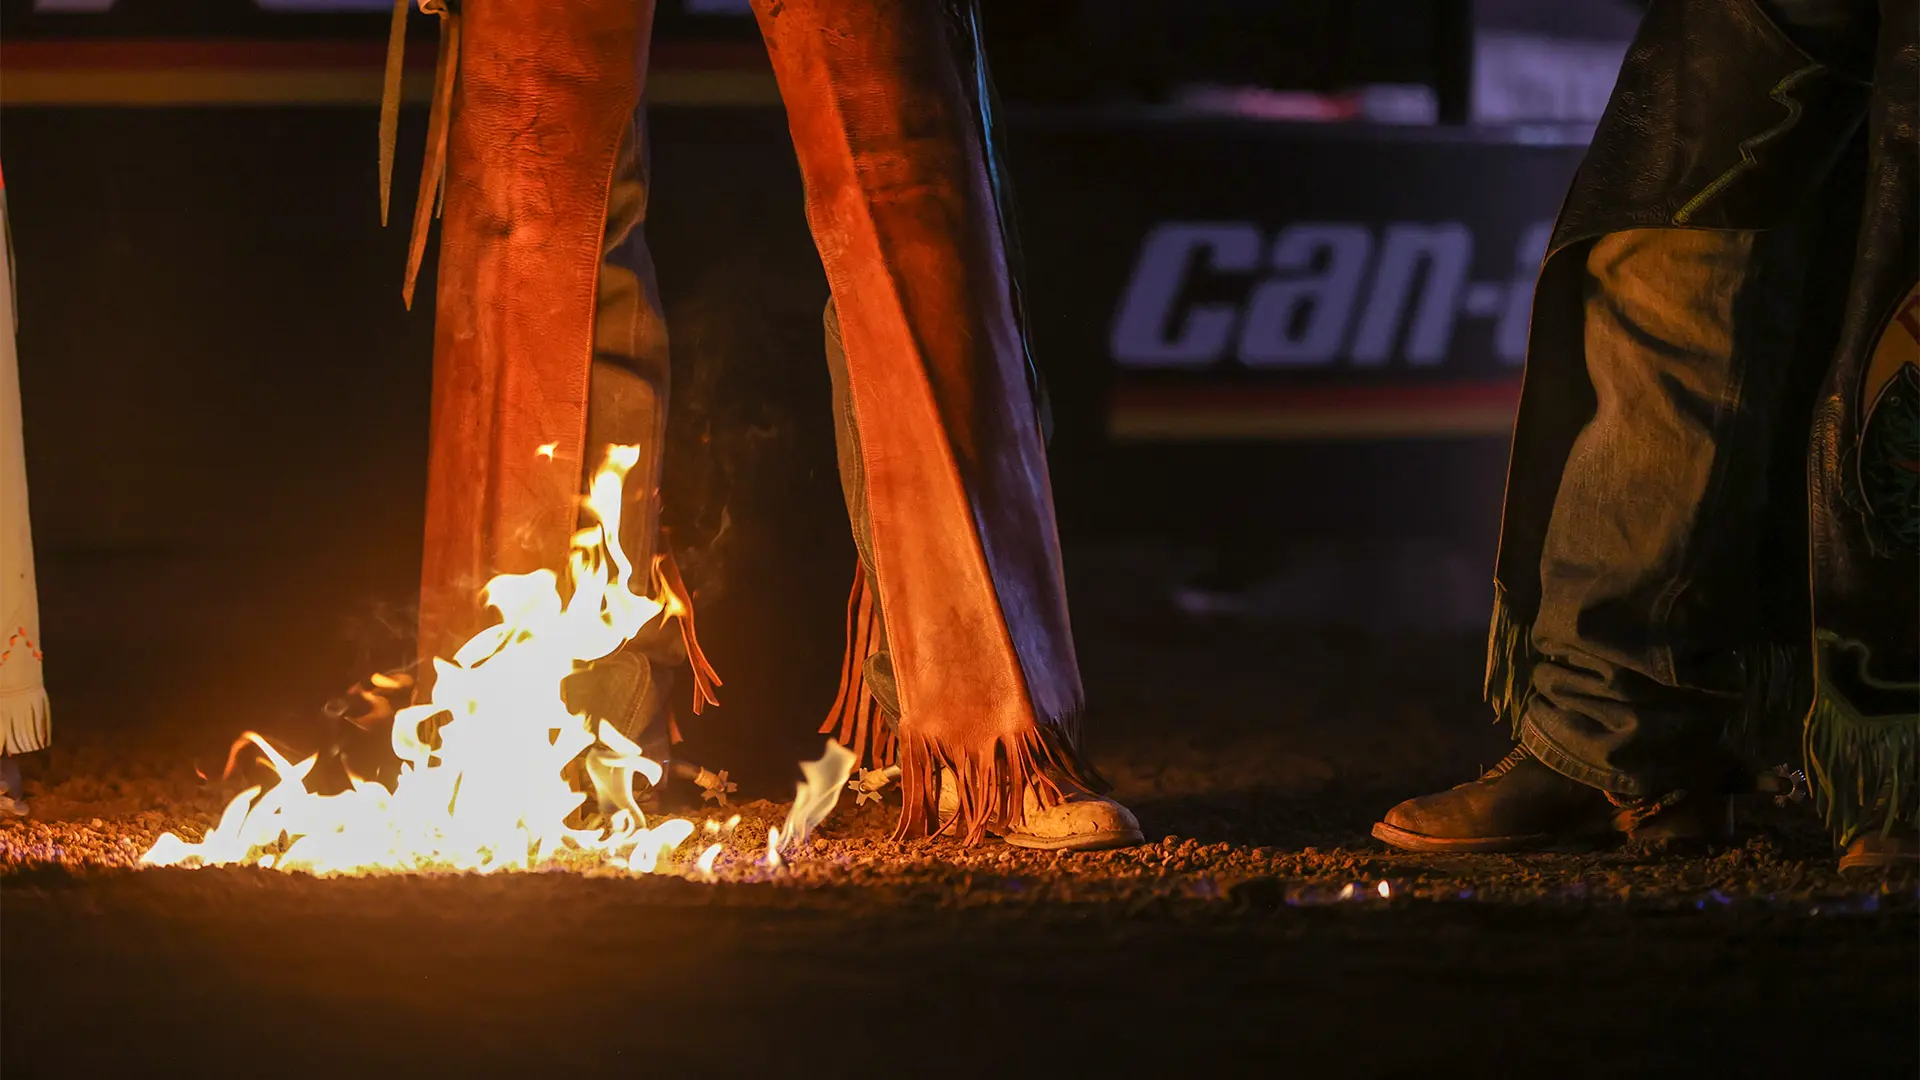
[774,739,857,856]
[142,447,699,875]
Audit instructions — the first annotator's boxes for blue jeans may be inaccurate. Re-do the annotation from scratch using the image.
[823,302,901,720]
[1518,226,1817,796]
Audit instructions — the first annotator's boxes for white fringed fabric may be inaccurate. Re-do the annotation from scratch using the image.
[0,177,49,755]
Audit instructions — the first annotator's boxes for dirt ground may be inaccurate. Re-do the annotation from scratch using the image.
[4,602,1915,1079]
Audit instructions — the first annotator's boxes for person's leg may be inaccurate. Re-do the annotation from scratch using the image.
[1519,0,1880,798]
[1378,226,1820,852]
[826,298,1140,847]
[585,100,671,580]
[568,17,679,752]
[1376,0,1878,852]
[752,0,1136,849]
[822,302,899,721]
[1519,226,1814,798]
[0,188,47,815]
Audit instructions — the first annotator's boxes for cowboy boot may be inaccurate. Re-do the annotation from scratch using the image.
[1374,745,1732,853]
[934,766,1143,852]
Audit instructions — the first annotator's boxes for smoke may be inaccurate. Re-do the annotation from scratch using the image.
[658,259,832,608]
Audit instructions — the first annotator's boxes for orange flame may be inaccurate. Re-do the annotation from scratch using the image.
[142,447,695,875]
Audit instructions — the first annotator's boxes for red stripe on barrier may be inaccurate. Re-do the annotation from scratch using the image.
[1108,379,1523,440]
[1110,379,1521,411]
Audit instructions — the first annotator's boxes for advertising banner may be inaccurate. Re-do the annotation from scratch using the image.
[1004,116,1585,440]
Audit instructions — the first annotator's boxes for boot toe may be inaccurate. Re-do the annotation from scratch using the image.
[1372,751,1612,853]
[1004,795,1144,852]
[1381,793,1440,835]
[1377,785,1493,844]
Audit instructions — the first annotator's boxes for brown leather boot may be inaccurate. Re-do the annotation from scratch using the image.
[1373,747,1615,852]
[1372,746,1730,853]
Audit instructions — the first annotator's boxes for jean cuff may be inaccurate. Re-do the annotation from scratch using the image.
[1518,717,1647,799]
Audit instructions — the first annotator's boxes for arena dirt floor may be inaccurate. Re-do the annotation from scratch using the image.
[3,561,1915,1079]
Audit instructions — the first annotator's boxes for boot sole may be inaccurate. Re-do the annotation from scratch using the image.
[1002,827,1145,853]
[1371,820,1582,854]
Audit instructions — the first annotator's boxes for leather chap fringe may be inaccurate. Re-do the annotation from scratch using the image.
[1484,584,1534,737]
[378,0,461,309]
[893,712,1095,846]
[821,561,1106,844]
[1803,631,1919,844]
[819,562,895,771]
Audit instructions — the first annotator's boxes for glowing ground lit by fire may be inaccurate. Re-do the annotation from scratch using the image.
[139,448,856,876]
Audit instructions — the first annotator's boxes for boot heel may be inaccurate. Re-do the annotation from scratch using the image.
[1620,792,1734,847]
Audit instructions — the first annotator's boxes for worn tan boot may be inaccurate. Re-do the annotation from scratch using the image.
[937,767,1143,852]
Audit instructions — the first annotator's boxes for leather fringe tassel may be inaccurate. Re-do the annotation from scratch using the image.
[377,0,408,228]
[377,0,461,309]
[1802,631,1919,844]
[821,561,1107,843]
[819,562,895,770]
[653,548,722,716]
[892,717,1095,845]
[1483,584,1534,736]
[0,686,48,756]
